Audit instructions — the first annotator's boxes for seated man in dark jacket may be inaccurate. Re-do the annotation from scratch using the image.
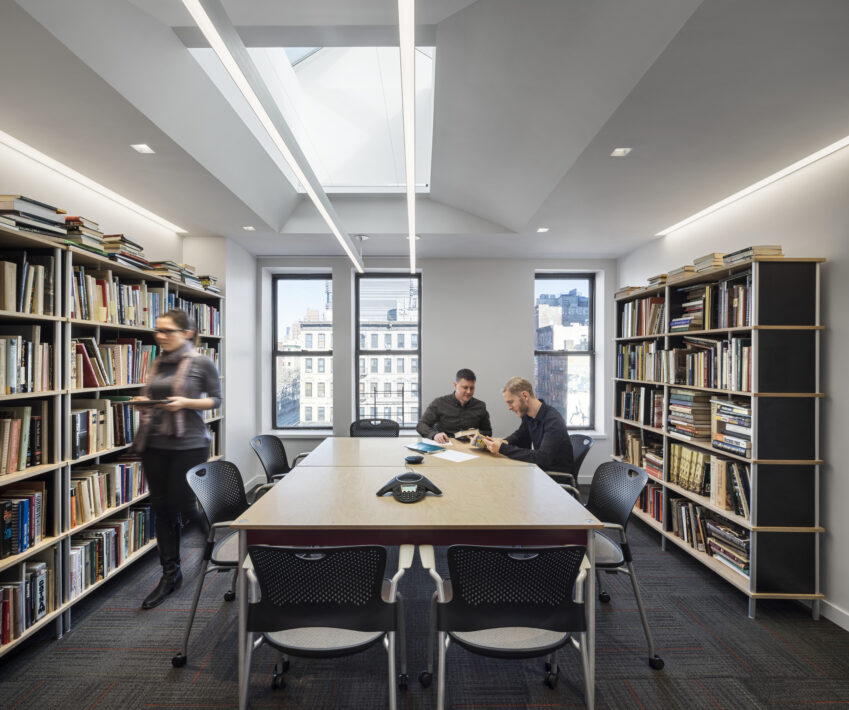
[416,368,493,444]
[484,377,574,474]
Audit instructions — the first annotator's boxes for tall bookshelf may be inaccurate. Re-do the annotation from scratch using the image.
[0,227,224,656]
[614,256,823,618]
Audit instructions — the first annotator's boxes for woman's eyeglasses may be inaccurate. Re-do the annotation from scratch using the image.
[155,327,185,335]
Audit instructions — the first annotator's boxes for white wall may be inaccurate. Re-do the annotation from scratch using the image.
[257,255,616,483]
[0,141,181,260]
[617,145,849,631]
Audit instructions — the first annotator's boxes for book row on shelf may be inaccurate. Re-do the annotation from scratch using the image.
[616,337,753,392]
[1,220,225,652]
[616,252,822,617]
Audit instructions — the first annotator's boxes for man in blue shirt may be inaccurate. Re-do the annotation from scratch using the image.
[483,377,574,474]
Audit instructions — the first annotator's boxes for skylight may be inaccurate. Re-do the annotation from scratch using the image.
[190,45,435,194]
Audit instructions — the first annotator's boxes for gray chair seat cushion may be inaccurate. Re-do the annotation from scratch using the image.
[265,627,384,653]
[211,531,239,566]
[450,627,569,653]
[592,530,624,568]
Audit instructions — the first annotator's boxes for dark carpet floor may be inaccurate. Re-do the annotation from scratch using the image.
[1,519,848,709]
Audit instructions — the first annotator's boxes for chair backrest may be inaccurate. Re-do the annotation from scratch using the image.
[246,545,395,632]
[250,435,291,481]
[349,419,400,437]
[438,545,587,633]
[584,461,648,529]
[185,460,249,526]
[569,434,594,477]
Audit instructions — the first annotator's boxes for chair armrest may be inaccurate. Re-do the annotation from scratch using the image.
[398,544,415,570]
[418,545,448,602]
[559,483,582,501]
[574,566,588,604]
[292,452,309,466]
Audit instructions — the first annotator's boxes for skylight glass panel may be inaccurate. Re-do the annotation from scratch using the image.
[189,45,435,193]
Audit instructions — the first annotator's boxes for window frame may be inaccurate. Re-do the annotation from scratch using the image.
[533,272,596,431]
[272,273,334,430]
[354,272,422,429]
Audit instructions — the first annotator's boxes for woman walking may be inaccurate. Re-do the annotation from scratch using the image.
[134,308,222,609]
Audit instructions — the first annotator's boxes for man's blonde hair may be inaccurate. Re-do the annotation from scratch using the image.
[502,377,534,397]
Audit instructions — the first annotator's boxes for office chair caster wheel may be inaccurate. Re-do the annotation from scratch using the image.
[419,671,432,687]
[398,673,408,691]
[223,590,236,602]
[171,653,187,667]
[598,590,610,603]
[649,655,665,670]
[544,668,559,689]
[271,667,286,690]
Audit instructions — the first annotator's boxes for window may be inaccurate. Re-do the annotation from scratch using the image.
[359,406,365,418]
[273,275,333,428]
[355,274,422,429]
[411,357,418,373]
[318,407,325,421]
[318,382,325,398]
[534,274,595,429]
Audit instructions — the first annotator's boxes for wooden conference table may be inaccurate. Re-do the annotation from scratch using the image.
[232,437,603,708]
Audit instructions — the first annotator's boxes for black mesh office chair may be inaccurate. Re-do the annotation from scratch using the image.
[547,434,594,495]
[350,419,400,437]
[249,435,308,482]
[585,461,663,670]
[420,544,591,710]
[242,544,413,710]
[172,460,267,668]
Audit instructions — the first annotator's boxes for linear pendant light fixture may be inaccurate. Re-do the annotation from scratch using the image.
[0,129,186,233]
[656,133,849,236]
[398,0,417,273]
[181,0,364,273]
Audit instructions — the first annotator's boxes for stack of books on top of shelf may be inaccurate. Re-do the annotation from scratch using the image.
[64,215,105,252]
[615,285,640,298]
[667,388,712,441]
[102,234,151,271]
[179,264,204,290]
[705,518,750,577]
[722,244,783,265]
[148,260,186,281]
[0,195,67,237]
[710,399,752,458]
[198,274,220,294]
[666,264,695,284]
[694,252,725,272]
[647,273,667,286]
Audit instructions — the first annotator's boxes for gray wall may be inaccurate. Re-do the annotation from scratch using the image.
[255,255,616,486]
[617,145,849,631]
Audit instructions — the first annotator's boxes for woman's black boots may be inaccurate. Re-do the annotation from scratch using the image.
[142,519,182,609]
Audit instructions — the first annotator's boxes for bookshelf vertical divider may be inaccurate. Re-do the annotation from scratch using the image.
[0,228,225,656]
[614,257,824,619]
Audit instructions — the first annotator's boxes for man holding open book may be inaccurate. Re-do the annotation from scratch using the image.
[416,368,493,444]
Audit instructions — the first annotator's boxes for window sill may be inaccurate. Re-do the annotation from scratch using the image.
[262,429,334,439]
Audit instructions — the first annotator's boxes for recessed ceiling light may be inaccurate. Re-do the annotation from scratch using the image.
[242,225,256,231]
[406,235,421,241]
[354,234,369,241]
[130,143,156,154]
[610,147,632,157]
[536,227,550,233]
[0,129,184,233]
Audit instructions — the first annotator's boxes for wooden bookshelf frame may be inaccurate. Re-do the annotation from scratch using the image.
[615,256,824,619]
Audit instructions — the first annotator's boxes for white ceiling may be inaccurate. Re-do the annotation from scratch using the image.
[2,0,849,260]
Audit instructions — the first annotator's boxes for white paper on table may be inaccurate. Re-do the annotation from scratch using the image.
[432,449,478,463]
